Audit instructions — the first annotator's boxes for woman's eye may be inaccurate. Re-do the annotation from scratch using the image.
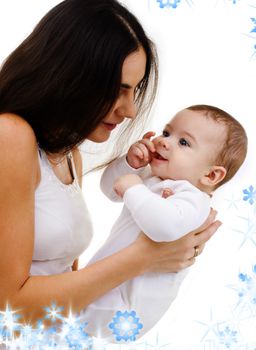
[118,88,125,97]
[179,138,190,147]
[162,130,170,137]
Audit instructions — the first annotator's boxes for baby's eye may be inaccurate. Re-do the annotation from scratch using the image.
[162,130,170,137]
[179,138,190,147]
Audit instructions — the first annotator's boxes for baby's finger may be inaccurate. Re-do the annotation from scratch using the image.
[162,188,174,198]
[143,131,156,140]
[136,142,151,160]
[139,138,155,153]
[132,145,144,159]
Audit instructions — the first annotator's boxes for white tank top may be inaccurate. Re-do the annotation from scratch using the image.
[30,147,93,276]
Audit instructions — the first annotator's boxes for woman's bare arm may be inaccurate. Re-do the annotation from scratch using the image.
[0,115,151,321]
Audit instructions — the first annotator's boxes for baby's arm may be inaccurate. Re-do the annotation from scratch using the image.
[100,132,155,201]
[100,155,145,202]
[117,179,211,242]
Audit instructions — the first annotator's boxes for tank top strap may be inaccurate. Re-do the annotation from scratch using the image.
[67,151,79,183]
[37,144,80,188]
[38,143,42,158]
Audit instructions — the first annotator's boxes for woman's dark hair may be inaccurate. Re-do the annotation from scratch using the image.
[0,0,158,155]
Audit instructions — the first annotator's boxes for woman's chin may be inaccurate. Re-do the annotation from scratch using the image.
[87,131,110,143]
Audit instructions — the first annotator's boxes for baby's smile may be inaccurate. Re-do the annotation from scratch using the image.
[151,152,168,161]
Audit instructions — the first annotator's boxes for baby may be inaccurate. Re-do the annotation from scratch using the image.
[81,105,247,341]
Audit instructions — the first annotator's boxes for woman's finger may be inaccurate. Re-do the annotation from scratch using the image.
[188,243,205,260]
[193,220,222,246]
[193,208,217,234]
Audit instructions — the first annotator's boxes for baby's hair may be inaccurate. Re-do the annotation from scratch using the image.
[187,104,247,189]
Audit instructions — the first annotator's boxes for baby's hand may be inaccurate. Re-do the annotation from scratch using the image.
[126,131,156,169]
[114,174,143,198]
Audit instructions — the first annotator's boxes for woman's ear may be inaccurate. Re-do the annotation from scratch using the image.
[200,166,227,187]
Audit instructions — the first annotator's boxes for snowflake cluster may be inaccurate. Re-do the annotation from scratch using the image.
[0,305,144,349]
[0,304,91,350]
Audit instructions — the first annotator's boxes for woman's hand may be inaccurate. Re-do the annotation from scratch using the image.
[136,209,221,273]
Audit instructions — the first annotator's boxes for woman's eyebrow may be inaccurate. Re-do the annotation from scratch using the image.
[120,83,132,89]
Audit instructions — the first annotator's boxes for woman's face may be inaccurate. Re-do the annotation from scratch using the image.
[87,46,147,143]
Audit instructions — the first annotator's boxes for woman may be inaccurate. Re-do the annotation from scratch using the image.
[0,0,220,325]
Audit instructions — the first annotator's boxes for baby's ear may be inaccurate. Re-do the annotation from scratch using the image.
[200,165,227,187]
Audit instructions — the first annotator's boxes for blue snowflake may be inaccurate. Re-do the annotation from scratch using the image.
[0,305,22,339]
[243,185,256,205]
[0,304,92,349]
[251,18,256,33]
[217,326,238,348]
[19,324,39,349]
[44,302,64,323]
[156,0,181,9]
[144,332,173,349]
[65,327,90,350]
[109,310,143,342]
[59,311,90,350]
[232,215,256,249]
[194,309,226,342]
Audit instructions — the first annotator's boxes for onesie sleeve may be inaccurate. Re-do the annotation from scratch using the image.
[123,181,211,241]
[100,155,146,202]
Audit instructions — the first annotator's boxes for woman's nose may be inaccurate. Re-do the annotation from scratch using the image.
[123,100,137,120]
[117,95,137,120]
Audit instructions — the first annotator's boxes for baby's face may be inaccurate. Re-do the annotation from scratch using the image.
[150,109,227,188]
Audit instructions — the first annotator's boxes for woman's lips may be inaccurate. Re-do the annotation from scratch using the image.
[102,122,117,131]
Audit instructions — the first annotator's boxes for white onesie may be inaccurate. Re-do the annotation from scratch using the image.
[80,156,211,341]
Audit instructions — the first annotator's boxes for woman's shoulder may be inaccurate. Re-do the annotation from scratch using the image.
[0,113,36,139]
[0,113,40,187]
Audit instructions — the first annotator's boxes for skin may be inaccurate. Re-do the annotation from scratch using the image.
[0,48,220,324]
[114,109,227,196]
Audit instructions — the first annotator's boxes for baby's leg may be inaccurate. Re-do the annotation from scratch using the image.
[79,285,129,341]
[121,269,189,338]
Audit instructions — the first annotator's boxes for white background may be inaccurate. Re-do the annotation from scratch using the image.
[1,1,256,349]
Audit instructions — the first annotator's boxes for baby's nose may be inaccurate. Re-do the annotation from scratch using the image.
[158,137,170,149]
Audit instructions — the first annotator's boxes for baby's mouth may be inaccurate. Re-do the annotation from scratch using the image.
[153,152,167,161]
